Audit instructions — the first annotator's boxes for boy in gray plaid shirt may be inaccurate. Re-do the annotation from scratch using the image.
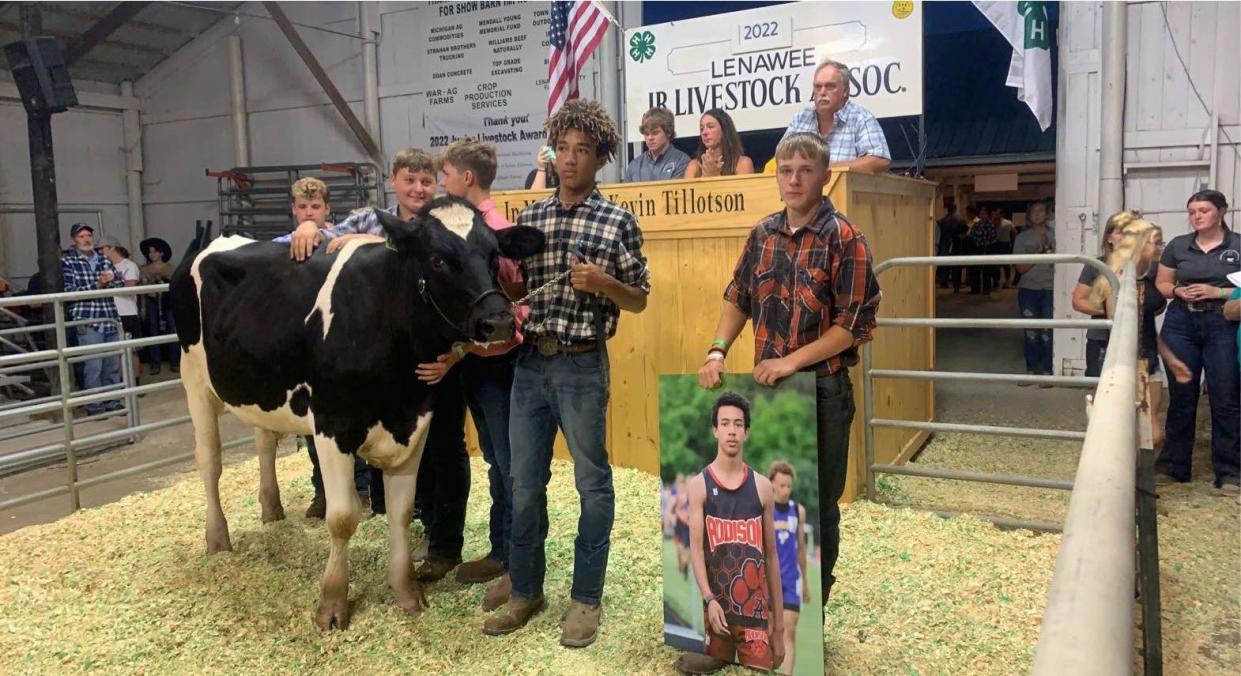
[483,100,650,647]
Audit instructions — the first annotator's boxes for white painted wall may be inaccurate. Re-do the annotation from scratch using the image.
[1055,0,1241,373]
[0,76,133,286]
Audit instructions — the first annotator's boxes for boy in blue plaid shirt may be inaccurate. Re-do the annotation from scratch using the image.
[61,223,124,414]
[483,100,650,647]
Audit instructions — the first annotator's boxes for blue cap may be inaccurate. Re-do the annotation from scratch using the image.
[69,223,94,237]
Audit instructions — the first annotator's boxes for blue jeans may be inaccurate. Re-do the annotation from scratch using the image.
[1157,303,1241,486]
[1018,288,1054,374]
[460,352,516,568]
[78,326,120,412]
[508,345,612,604]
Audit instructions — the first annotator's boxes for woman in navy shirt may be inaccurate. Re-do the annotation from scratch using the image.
[1153,190,1240,494]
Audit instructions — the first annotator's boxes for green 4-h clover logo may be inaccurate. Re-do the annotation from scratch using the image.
[629,31,656,63]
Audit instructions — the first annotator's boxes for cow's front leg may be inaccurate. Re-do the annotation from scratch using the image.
[255,429,285,523]
[384,456,427,614]
[314,434,359,630]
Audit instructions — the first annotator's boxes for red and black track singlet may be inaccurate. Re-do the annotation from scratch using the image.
[701,464,770,629]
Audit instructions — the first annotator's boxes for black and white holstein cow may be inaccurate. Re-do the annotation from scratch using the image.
[171,196,543,630]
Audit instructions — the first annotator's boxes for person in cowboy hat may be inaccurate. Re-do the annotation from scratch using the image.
[139,237,178,375]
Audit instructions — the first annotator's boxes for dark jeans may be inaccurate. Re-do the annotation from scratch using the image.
[1157,303,1241,486]
[1018,288,1055,374]
[415,370,469,562]
[816,370,855,606]
[460,351,516,567]
[509,345,612,605]
[141,296,180,369]
[307,436,382,504]
[1085,338,1108,378]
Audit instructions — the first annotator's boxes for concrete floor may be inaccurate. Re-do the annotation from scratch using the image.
[0,372,269,535]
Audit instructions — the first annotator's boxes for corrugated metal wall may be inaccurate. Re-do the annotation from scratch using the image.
[1055,0,1241,373]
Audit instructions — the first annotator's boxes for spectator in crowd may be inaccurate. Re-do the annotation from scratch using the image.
[1226,269,1241,367]
[968,206,998,296]
[1012,200,1056,380]
[936,206,967,292]
[1071,210,1132,377]
[961,205,983,293]
[139,237,178,375]
[1084,218,1170,445]
[781,59,891,173]
[61,223,124,415]
[992,207,1016,288]
[626,107,690,182]
[525,145,560,190]
[98,237,142,384]
[685,108,754,178]
[1154,189,1240,495]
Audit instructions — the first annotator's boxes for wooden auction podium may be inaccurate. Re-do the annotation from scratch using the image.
[482,169,935,503]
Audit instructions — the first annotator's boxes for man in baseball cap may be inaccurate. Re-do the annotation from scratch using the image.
[61,223,125,415]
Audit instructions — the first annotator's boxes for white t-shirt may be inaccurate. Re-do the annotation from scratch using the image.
[113,258,140,316]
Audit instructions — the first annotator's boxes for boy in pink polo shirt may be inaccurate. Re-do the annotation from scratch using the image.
[417,138,526,609]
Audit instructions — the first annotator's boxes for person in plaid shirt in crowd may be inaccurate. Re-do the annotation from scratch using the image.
[483,99,650,647]
[61,223,125,415]
[780,59,891,173]
[699,131,879,621]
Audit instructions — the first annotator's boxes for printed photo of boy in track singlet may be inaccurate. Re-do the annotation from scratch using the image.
[660,374,824,676]
[687,392,784,670]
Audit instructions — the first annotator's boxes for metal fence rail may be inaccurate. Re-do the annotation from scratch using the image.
[862,253,1119,530]
[0,284,253,512]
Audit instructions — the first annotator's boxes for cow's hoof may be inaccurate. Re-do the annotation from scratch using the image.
[393,584,428,615]
[315,597,352,631]
[206,533,232,554]
[261,503,286,523]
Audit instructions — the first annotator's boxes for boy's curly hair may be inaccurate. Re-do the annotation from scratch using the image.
[545,99,620,162]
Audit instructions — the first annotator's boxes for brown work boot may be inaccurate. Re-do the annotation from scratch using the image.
[415,557,460,582]
[482,573,511,611]
[304,492,326,520]
[482,595,545,636]
[456,556,505,584]
[560,600,602,648]
[673,652,729,675]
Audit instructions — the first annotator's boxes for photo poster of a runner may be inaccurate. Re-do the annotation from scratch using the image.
[659,373,823,675]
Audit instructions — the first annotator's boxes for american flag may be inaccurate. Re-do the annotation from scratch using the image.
[547,0,613,116]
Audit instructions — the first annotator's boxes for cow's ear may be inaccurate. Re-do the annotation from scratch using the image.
[375,208,422,252]
[496,225,544,261]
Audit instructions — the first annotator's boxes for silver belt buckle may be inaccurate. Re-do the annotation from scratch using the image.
[536,335,558,357]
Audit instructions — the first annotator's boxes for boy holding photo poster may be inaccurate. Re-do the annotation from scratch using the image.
[697,131,880,622]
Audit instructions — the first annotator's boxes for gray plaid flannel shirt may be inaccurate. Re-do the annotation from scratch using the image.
[515,189,651,343]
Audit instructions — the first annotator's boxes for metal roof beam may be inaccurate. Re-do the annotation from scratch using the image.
[0,20,164,55]
[64,1,152,66]
[262,1,382,166]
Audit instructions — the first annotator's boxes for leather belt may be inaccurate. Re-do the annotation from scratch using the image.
[533,335,597,357]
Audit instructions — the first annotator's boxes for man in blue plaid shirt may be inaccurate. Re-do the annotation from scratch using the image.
[781,59,891,173]
[61,223,125,414]
[483,99,650,648]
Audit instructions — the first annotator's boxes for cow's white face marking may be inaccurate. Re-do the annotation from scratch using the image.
[430,203,475,241]
[305,238,371,339]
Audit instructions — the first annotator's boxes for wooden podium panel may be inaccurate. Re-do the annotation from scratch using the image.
[470,170,935,502]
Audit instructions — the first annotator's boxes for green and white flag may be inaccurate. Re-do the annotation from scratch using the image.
[973,1,1053,131]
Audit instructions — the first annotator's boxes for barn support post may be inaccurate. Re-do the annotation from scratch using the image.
[228,34,250,167]
[119,80,145,245]
[358,1,385,206]
[1098,2,1126,220]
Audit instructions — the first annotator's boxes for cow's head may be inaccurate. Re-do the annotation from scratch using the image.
[374,196,544,344]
